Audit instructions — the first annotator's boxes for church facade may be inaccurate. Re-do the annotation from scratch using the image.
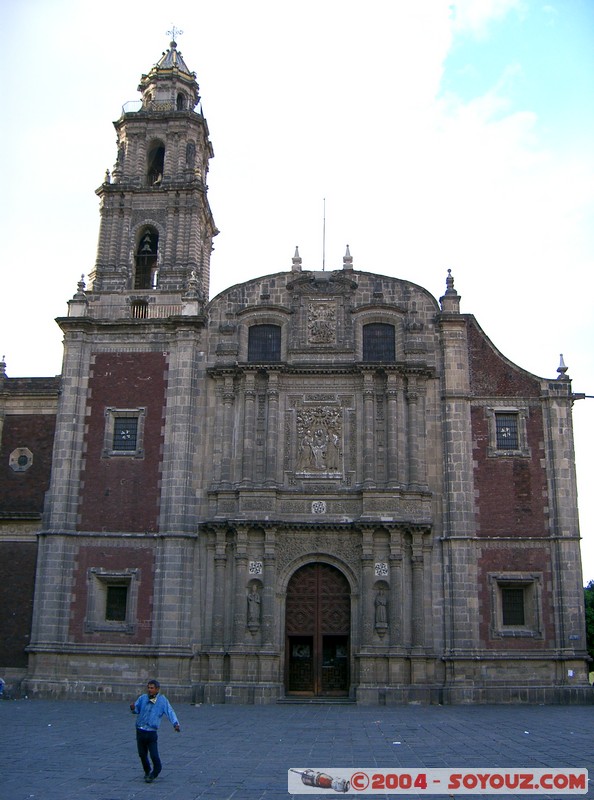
[2,40,590,704]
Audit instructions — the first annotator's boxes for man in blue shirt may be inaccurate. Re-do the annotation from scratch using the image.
[130,679,181,782]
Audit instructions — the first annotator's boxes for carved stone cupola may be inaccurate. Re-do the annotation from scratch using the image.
[89,36,217,300]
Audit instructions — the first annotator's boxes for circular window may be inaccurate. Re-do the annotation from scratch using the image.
[9,447,33,473]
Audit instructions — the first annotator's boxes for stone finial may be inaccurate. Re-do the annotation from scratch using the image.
[343,244,353,271]
[73,274,86,300]
[183,269,200,299]
[104,169,111,184]
[291,246,302,272]
[0,355,6,380]
[67,275,89,317]
[182,269,203,315]
[445,268,456,294]
[439,269,461,314]
[557,353,570,381]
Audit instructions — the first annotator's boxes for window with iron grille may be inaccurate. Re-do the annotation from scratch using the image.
[105,585,128,622]
[495,413,519,449]
[501,586,525,625]
[248,324,281,362]
[113,417,139,451]
[362,323,395,362]
[85,568,139,634]
[103,408,145,458]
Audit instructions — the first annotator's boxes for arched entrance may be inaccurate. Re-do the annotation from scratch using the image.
[285,562,350,697]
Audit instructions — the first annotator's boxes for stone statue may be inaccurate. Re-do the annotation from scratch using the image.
[375,588,388,627]
[247,585,261,626]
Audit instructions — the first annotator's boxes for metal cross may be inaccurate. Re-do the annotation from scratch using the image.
[167,25,184,41]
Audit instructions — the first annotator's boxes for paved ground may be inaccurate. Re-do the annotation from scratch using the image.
[1,698,593,800]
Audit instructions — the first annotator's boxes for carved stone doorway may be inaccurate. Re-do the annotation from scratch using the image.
[285,562,350,697]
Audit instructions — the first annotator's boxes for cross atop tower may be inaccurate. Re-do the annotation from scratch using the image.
[166,25,184,44]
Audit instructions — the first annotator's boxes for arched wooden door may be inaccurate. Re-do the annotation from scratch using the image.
[285,563,350,697]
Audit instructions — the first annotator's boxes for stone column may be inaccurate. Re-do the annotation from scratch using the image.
[265,372,280,485]
[389,529,403,646]
[362,372,375,486]
[164,131,179,181]
[411,531,425,649]
[134,134,146,184]
[386,373,399,486]
[107,207,119,267]
[158,332,202,533]
[361,529,375,645]
[262,527,277,647]
[220,375,235,487]
[542,378,585,653]
[212,529,227,647]
[43,331,90,532]
[118,205,131,281]
[232,526,249,645]
[162,202,176,273]
[241,371,257,485]
[406,376,420,488]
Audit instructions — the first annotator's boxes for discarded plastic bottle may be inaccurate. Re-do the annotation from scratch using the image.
[290,768,350,793]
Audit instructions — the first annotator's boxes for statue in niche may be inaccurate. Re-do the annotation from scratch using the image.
[375,588,388,632]
[247,584,261,627]
[186,141,196,168]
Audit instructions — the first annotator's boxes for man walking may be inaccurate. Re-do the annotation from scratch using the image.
[130,679,181,782]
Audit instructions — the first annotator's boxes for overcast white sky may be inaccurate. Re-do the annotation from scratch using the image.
[1,0,593,579]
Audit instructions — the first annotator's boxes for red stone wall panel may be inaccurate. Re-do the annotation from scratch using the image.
[0,415,56,513]
[69,544,154,644]
[472,407,547,537]
[78,352,167,532]
[468,319,541,398]
[478,547,554,649]
[0,541,37,666]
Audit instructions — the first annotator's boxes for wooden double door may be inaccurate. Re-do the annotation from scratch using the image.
[285,563,350,696]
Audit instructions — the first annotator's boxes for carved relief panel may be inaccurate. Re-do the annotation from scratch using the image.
[307,301,337,345]
[295,405,342,476]
[285,395,355,485]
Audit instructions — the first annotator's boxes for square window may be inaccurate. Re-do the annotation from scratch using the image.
[103,408,146,458]
[488,573,542,639]
[362,323,396,362]
[248,324,281,362]
[485,407,530,458]
[495,413,519,450]
[85,568,139,634]
[501,586,525,625]
[112,417,139,451]
[105,585,128,621]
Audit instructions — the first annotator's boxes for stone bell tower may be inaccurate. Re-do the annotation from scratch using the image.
[89,35,217,299]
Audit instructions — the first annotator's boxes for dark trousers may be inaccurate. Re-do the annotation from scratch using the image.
[136,728,162,776]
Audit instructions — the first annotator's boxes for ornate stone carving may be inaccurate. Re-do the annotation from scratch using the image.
[295,406,342,476]
[307,301,336,344]
[276,531,361,573]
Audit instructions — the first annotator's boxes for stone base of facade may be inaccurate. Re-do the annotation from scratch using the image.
[441,685,594,705]
[20,676,594,706]
[198,682,284,705]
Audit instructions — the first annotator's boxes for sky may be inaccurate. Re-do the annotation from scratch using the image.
[1,0,593,577]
